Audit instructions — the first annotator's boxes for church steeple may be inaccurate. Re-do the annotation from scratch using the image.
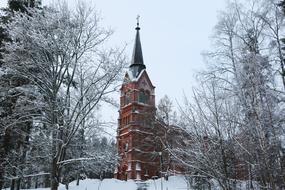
[116,17,159,181]
[130,16,146,77]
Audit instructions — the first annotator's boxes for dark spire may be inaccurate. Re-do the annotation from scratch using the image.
[130,15,146,77]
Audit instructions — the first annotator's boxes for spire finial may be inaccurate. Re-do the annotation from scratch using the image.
[136,15,140,30]
[130,14,145,76]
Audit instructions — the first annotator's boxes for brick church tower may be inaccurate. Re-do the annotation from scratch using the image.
[114,21,163,181]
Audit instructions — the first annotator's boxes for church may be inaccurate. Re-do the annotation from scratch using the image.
[114,20,166,181]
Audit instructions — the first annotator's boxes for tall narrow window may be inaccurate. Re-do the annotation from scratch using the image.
[138,90,149,104]
[127,162,132,171]
[125,91,131,105]
[125,143,128,152]
[136,162,141,171]
[144,170,149,177]
[145,91,150,103]
[136,172,141,180]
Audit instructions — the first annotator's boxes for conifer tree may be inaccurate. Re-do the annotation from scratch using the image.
[0,1,42,189]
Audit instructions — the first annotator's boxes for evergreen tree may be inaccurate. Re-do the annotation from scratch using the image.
[0,1,42,189]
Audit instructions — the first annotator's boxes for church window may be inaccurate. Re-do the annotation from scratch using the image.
[138,90,149,104]
[136,172,141,180]
[127,162,132,171]
[146,91,150,102]
[125,143,129,151]
[136,162,141,171]
[125,91,131,105]
[144,170,149,177]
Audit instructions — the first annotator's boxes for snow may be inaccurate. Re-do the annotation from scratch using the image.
[0,68,4,77]
[3,176,266,190]
[61,176,187,190]
[126,69,146,82]
[60,178,137,190]
[280,134,285,149]
[11,176,187,190]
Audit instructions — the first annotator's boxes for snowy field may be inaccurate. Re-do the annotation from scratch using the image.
[14,176,188,190]
[58,176,187,190]
[3,176,263,190]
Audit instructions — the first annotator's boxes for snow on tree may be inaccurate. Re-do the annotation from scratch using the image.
[2,2,126,190]
[171,0,285,189]
[0,1,43,189]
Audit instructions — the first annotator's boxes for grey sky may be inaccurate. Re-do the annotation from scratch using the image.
[0,0,226,101]
[87,0,226,102]
[0,0,226,135]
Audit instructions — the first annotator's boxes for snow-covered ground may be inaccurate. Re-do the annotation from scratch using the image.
[4,176,264,190]
[5,176,187,190]
[19,176,188,190]
[57,176,188,190]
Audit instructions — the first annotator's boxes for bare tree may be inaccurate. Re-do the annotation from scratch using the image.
[3,2,126,190]
[174,80,241,190]
[173,0,285,189]
[258,0,285,90]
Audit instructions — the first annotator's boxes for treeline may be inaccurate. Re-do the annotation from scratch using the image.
[0,1,125,190]
[161,0,285,189]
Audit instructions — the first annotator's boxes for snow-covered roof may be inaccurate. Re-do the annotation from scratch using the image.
[125,68,146,82]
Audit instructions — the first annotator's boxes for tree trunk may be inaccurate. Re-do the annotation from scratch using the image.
[76,173,80,186]
[50,158,59,190]
[44,174,50,188]
[65,183,69,190]
[16,178,21,190]
[0,151,6,190]
[10,178,15,190]
[0,167,4,190]
[0,131,12,190]
[50,94,59,190]
[35,176,38,189]
[249,165,253,190]
[27,177,31,189]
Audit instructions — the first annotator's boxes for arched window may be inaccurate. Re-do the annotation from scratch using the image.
[138,90,149,104]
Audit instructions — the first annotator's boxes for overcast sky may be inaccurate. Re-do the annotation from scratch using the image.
[0,0,227,135]
[0,0,227,100]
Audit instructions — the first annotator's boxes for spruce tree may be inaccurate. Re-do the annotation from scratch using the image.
[0,1,42,189]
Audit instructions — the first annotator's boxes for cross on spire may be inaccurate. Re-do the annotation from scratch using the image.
[136,15,140,30]
[130,15,145,77]
[136,15,140,27]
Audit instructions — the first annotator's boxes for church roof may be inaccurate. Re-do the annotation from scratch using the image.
[124,68,155,88]
[125,68,145,82]
[129,20,146,78]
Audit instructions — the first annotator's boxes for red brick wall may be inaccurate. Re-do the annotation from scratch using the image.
[115,72,162,180]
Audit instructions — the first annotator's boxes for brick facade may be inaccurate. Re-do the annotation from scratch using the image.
[114,22,168,181]
[115,70,165,180]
